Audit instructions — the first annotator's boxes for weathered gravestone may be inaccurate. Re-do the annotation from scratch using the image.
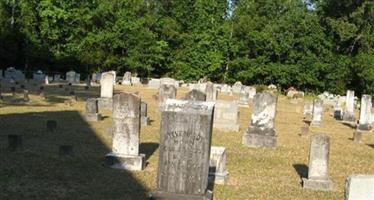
[343,90,356,122]
[53,74,61,82]
[106,93,145,171]
[238,89,249,107]
[75,73,81,83]
[304,101,313,120]
[158,84,176,106]
[345,175,374,200]
[311,99,323,126]
[185,89,206,101]
[358,95,372,131]
[205,82,217,101]
[242,92,277,148]
[232,81,243,93]
[4,67,25,82]
[209,146,229,185]
[122,71,132,85]
[66,71,76,84]
[213,101,240,132]
[245,86,256,99]
[140,101,150,125]
[160,77,178,87]
[98,72,114,110]
[333,103,343,120]
[85,98,101,122]
[151,99,215,200]
[148,78,161,89]
[302,134,333,191]
[33,70,44,81]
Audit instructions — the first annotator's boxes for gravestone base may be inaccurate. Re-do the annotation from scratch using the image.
[150,190,213,200]
[122,81,132,86]
[242,127,277,148]
[208,171,229,185]
[302,178,333,191]
[357,124,372,131]
[310,120,321,126]
[105,153,145,171]
[97,97,113,110]
[213,124,240,132]
[141,116,150,126]
[85,113,101,122]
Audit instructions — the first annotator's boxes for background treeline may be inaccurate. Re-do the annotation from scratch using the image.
[0,0,373,95]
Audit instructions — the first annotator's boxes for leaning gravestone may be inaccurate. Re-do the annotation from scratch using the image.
[343,90,356,122]
[122,71,132,85]
[345,175,374,200]
[358,95,372,131]
[158,84,176,106]
[106,93,145,171]
[85,98,101,121]
[209,146,229,185]
[302,134,333,191]
[242,92,277,148]
[213,100,240,132]
[311,99,323,126]
[185,89,206,101]
[98,72,114,110]
[205,82,217,101]
[151,99,215,200]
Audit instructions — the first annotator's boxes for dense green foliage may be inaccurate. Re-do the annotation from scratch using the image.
[0,0,373,94]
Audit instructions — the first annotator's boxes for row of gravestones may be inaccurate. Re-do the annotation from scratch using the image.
[85,89,374,200]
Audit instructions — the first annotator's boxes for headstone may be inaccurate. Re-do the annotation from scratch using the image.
[353,130,362,143]
[151,99,214,200]
[238,89,249,107]
[105,93,145,171]
[185,89,206,101]
[59,145,74,156]
[232,81,243,93]
[33,70,45,81]
[358,95,372,131]
[304,101,313,119]
[246,86,256,99]
[108,70,116,84]
[242,92,277,148]
[44,75,49,85]
[333,103,343,120]
[23,90,30,102]
[311,99,323,126]
[345,175,374,200]
[85,98,101,121]
[91,73,97,83]
[160,77,178,87]
[75,73,81,83]
[158,84,176,106]
[205,82,217,101]
[100,72,114,98]
[148,78,161,88]
[343,90,356,122]
[302,134,333,191]
[213,100,240,132]
[131,77,141,85]
[46,120,57,132]
[66,71,76,84]
[122,71,132,85]
[140,101,150,126]
[53,74,61,82]
[8,135,22,151]
[209,146,229,185]
[4,67,25,82]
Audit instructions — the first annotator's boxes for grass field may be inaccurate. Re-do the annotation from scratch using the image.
[1,82,374,200]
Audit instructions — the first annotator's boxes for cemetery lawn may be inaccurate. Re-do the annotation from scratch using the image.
[1,84,374,200]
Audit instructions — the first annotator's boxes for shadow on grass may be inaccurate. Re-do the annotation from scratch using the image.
[140,142,159,162]
[0,110,149,200]
[293,164,308,186]
[367,144,374,149]
[341,121,357,129]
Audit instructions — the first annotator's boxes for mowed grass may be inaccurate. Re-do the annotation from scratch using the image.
[1,82,374,200]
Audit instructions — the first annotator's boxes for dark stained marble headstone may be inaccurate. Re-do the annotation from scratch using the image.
[185,89,206,101]
[151,99,215,200]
